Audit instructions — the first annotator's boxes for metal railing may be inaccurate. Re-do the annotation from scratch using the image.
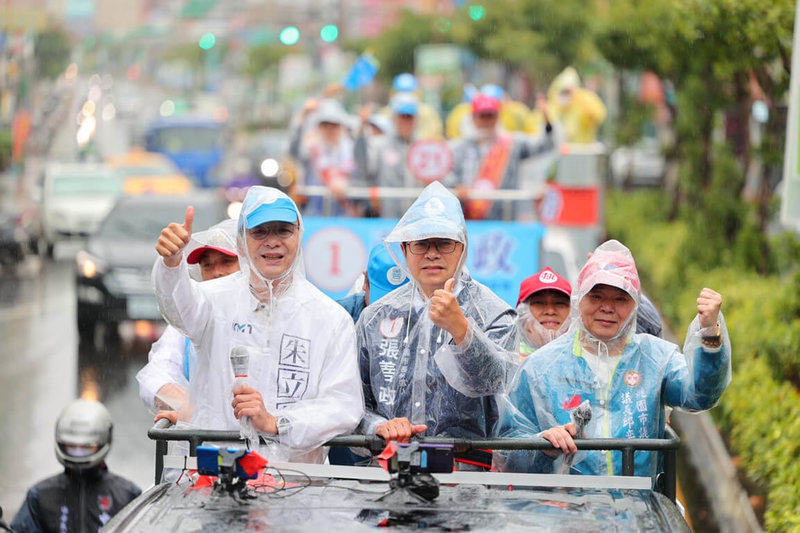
[290,184,544,221]
[148,421,680,502]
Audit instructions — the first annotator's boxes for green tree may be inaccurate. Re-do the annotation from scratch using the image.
[245,43,288,78]
[449,0,598,86]
[364,10,442,84]
[34,27,71,80]
[596,0,795,273]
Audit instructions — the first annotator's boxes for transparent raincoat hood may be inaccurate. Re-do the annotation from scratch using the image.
[383,181,468,297]
[569,239,641,354]
[185,218,238,280]
[237,186,305,302]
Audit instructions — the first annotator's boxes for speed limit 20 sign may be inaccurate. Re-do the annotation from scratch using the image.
[407,139,453,183]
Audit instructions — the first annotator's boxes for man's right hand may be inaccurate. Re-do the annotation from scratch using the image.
[375,418,427,443]
[156,206,194,267]
[541,423,578,457]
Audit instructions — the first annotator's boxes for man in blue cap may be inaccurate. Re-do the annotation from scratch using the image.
[356,182,518,470]
[356,92,444,218]
[153,186,363,463]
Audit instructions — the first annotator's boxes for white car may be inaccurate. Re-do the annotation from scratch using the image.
[41,163,125,257]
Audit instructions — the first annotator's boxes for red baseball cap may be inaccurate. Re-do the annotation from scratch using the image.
[517,267,572,307]
[472,94,501,114]
[187,245,237,265]
[186,219,238,265]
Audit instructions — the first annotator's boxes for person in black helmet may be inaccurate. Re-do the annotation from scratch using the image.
[11,399,141,532]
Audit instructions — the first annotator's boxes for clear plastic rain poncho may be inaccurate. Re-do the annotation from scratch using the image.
[516,302,572,357]
[152,186,363,463]
[356,182,518,440]
[495,240,731,478]
[138,218,239,412]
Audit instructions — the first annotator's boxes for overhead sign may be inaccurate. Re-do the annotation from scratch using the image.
[407,140,453,183]
[538,183,599,227]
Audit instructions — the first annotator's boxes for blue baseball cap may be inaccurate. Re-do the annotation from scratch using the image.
[242,187,299,229]
[367,244,409,304]
[390,93,419,116]
[392,73,418,92]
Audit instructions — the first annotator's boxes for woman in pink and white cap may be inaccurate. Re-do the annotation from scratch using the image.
[496,239,731,478]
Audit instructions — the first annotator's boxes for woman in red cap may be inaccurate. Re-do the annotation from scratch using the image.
[516,267,572,359]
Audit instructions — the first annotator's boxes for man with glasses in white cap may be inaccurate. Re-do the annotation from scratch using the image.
[153,186,363,463]
[356,181,518,470]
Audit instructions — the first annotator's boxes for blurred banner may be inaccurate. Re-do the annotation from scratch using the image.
[781,0,800,232]
[301,217,545,306]
[342,52,379,92]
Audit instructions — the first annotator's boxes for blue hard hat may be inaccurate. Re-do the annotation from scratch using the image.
[393,73,418,92]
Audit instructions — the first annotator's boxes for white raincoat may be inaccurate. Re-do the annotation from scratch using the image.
[152,187,363,463]
[138,219,238,411]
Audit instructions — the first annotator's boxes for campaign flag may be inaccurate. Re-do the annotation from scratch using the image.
[343,52,379,92]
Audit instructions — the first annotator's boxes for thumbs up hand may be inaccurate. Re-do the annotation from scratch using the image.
[429,278,469,345]
[156,206,194,267]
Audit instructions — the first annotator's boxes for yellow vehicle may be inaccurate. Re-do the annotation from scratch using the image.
[107,149,194,196]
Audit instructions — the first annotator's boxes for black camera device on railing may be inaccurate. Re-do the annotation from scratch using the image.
[383,442,454,502]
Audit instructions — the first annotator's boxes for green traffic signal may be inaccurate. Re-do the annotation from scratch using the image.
[198,33,216,50]
[320,24,339,43]
[280,26,300,46]
[469,5,486,21]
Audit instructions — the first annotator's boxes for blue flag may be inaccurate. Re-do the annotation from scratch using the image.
[343,52,379,92]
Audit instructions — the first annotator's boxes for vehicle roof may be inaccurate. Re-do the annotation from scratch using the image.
[105,475,689,533]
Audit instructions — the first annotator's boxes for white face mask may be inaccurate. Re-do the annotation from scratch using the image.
[476,127,495,141]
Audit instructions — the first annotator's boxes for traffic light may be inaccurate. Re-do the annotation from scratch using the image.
[279,26,300,46]
[469,5,486,21]
[320,24,339,43]
[198,33,216,50]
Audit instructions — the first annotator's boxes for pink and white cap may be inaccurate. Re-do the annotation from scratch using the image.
[576,240,641,302]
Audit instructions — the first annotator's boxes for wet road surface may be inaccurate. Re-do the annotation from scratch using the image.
[0,249,157,519]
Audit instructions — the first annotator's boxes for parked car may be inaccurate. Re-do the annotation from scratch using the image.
[41,163,125,257]
[75,190,230,346]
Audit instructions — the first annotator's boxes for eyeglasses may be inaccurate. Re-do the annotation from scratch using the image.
[404,239,460,255]
[248,223,297,240]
